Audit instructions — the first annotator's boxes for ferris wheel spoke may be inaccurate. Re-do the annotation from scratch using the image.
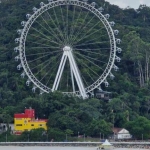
[45,10,65,44]
[35,58,54,76]
[75,33,108,46]
[76,57,95,83]
[28,33,60,46]
[30,56,53,71]
[27,46,61,50]
[40,66,55,85]
[68,5,76,44]
[77,58,99,81]
[45,60,61,86]
[74,49,108,57]
[51,7,66,42]
[66,4,69,44]
[59,5,67,44]
[62,4,69,44]
[40,14,63,42]
[70,10,90,44]
[74,41,109,47]
[69,6,83,43]
[35,19,63,44]
[40,15,63,44]
[30,53,61,71]
[74,26,102,44]
[35,54,61,77]
[28,50,62,64]
[58,4,69,44]
[71,15,96,44]
[75,51,104,71]
[30,26,55,43]
[75,60,99,84]
[40,70,51,83]
[26,50,60,57]
[75,48,110,51]
[75,52,107,64]
[27,40,60,48]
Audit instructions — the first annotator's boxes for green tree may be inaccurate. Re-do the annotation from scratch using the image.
[87,119,112,137]
[125,116,150,139]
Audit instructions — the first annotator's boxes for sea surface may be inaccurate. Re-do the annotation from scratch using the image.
[0,146,140,150]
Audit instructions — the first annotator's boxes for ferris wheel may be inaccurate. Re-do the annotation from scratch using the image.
[14,0,122,99]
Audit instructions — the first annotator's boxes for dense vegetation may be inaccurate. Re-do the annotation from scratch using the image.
[1,0,150,141]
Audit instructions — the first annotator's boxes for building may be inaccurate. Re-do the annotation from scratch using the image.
[112,128,132,140]
[0,123,14,133]
[14,108,47,134]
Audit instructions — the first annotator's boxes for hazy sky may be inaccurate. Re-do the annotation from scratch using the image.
[106,0,150,9]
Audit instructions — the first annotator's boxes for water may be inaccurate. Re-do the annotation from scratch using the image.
[0,146,139,150]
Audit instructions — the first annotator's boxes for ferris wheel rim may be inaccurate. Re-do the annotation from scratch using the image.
[18,0,117,95]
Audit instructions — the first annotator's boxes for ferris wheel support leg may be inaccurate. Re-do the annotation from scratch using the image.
[67,51,87,99]
[70,67,75,94]
[52,53,67,91]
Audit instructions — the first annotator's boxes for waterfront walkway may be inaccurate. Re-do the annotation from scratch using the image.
[0,142,150,149]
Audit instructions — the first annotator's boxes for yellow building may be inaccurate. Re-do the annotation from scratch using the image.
[14,108,47,134]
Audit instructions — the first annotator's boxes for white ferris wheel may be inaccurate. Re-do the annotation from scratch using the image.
[14,0,122,99]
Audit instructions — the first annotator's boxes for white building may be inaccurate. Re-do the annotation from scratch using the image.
[113,128,132,140]
[0,123,14,132]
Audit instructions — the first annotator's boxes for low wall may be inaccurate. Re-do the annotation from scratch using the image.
[0,142,150,149]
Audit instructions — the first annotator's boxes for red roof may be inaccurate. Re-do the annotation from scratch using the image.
[14,109,35,118]
[112,128,123,134]
[14,114,29,118]
[14,109,46,121]
[25,109,35,118]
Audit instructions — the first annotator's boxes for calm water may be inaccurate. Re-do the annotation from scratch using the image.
[0,146,139,150]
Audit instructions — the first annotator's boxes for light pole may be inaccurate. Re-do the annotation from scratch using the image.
[142,134,143,141]
[66,134,67,141]
[112,110,115,141]
[6,133,7,142]
[47,133,48,142]
[28,133,29,142]
[100,132,101,141]
[84,133,85,142]
[78,131,79,138]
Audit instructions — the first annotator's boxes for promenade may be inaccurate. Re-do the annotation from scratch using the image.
[0,142,150,149]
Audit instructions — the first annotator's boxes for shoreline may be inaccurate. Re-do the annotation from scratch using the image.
[0,142,150,149]
[0,146,147,150]
[0,146,146,150]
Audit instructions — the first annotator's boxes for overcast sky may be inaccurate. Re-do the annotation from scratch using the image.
[106,0,150,9]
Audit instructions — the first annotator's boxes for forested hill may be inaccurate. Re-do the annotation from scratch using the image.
[1,0,150,139]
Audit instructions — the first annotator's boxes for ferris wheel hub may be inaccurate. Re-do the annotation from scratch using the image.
[63,46,72,51]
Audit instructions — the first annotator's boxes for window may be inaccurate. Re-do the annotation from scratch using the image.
[16,124,22,126]
[39,124,43,126]
[31,124,34,126]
